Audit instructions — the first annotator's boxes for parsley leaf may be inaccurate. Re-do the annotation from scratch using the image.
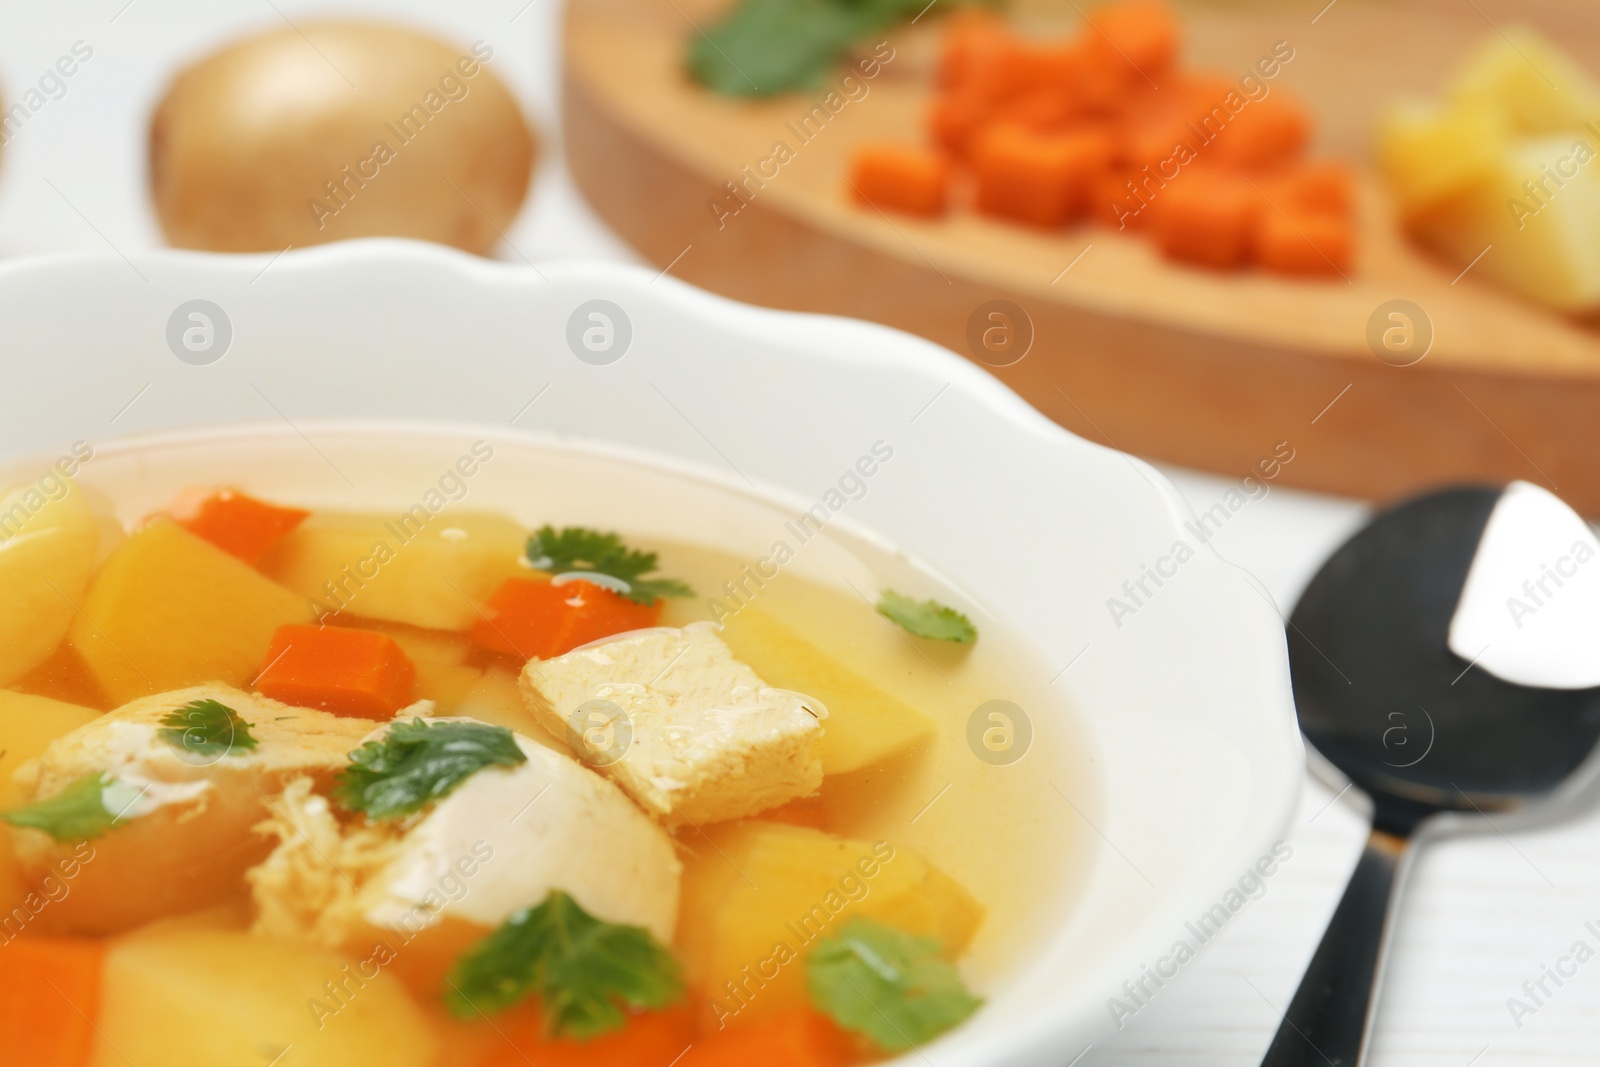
[687,0,926,96]
[525,526,693,606]
[335,718,527,821]
[806,916,983,1051]
[876,590,977,643]
[1,772,143,842]
[159,698,258,761]
[447,889,684,1037]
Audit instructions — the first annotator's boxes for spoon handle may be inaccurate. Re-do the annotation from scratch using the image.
[1259,827,1411,1067]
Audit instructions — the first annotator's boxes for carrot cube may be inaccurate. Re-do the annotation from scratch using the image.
[0,936,105,1067]
[255,623,417,719]
[1086,1,1182,81]
[683,1009,854,1067]
[850,144,952,216]
[1091,168,1152,229]
[469,577,660,661]
[1264,160,1354,217]
[1254,209,1353,276]
[1210,93,1311,170]
[972,123,1114,226]
[937,15,1029,104]
[1152,171,1260,269]
[928,91,993,157]
[175,490,309,566]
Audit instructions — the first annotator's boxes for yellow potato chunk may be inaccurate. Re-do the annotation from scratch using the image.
[1450,28,1600,133]
[1414,135,1600,312]
[678,820,983,1029]
[720,608,935,775]
[68,520,312,704]
[260,511,527,631]
[1378,99,1509,217]
[0,481,101,686]
[89,927,439,1067]
[0,690,101,928]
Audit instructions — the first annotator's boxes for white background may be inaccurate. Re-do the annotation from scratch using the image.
[1,2,1595,1064]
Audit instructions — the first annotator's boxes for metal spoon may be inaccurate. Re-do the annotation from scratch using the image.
[1261,483,1600,1066]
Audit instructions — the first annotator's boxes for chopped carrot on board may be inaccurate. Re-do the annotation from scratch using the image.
[1151,170,1260,269]
[469,577,660,661]
[927,91,993,157]
[482,1003,695,1067]
[255,623,416,719]
[683,1009,856,1067]
[176,489,309,566]
[850,145,952,216]
[1085,0,1182,82]
[972,123,1113,226]
[1254,209,1353,276]
[1208,93,1311,170]
[1264,160,1354,217]
[0,936,105,1067]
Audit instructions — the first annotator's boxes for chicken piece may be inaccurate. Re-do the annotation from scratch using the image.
[8,684,371,934]
[250,724,680,996]
[519,624,826,826]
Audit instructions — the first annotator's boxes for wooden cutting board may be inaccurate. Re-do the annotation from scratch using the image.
[564,0,1600,510]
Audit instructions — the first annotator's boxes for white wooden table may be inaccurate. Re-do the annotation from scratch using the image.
[2,3,1595,1063]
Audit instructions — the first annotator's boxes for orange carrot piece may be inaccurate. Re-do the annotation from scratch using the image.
[928,91,993,157]
[1085,0,1182,81]
[937,15,1029,105]
[469,578,660,661]
[1151,170,1260,269]
[1090,168,1153,229]
[176,490,309,566]
[850,145,952,216]
[255,623,416,719]
[483,1004,696,1067]
[0,936,105,1067]
[972,123,1113,226]
[1254,209,1353,276]
[684,1009,856,1067]
[935,10,1013,90]
[1209,93,1310,170]
[1263,160,1354,217]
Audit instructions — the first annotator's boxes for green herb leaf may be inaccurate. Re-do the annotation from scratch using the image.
[335,718,527,821]
[525,526,693,606]
[807,915,982,1051]
[687,0,927,96]
[159,698,258,760]
[1,772,142,842]
[876,590,977,643]
[447,889,684,1037]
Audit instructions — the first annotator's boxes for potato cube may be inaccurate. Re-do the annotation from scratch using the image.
[89,927,439,1067]
[1379,98,1509,216]
[719,608,935,775]
[68,520,312,704]
[1414,135,1600,312]
[260,510,527,631]
[1450,28,1600,133]
[677,820,983,1029]
[0,481,102,686]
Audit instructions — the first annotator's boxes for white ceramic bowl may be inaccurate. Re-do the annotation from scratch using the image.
[0,240,1302,1065]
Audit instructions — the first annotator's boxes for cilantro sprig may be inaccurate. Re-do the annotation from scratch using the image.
[806,916,983,1051]
[687,0,927,96]
[526,526,692,606]
[447,889,684,1038]
[1,772,144,842]
[159,698,258,761]
[335,719,527,821]
[876,590,977,644]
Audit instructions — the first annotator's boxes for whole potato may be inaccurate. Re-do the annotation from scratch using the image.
[150,22,537,255]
